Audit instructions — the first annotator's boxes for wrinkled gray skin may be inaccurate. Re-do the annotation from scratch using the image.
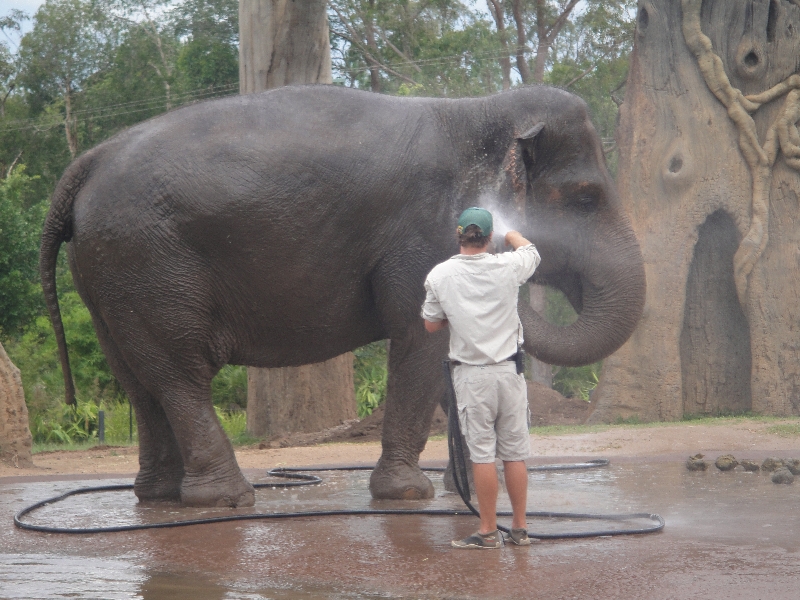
[40,85,645,506]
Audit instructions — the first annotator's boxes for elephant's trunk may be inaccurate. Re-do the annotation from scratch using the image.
[521,220,646,367]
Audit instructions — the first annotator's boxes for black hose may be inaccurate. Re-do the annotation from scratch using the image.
[13,360,664,537]
[13,466,663,537]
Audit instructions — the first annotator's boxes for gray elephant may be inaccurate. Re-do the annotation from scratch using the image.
[40,85,645,507]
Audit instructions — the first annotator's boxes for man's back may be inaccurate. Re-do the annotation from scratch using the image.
[422,245,540,365]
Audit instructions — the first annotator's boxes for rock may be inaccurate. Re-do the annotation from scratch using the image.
[771,467,794,484]
[0,342,33,468]
[715,454,738,471]
[739,459,760,472]
[761,457,784,472]
[783,459,800,476]
[686,456,708,471]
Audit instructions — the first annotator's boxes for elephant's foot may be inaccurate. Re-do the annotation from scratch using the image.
[180,467,255,507]
[134,468,183,503]
[369,457,435,499]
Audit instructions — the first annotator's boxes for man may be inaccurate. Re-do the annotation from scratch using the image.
[421,207,540,549]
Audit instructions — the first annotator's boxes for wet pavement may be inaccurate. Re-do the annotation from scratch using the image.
[2,454,800,599]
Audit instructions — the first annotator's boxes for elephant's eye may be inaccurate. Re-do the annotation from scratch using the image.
[572,196,599,212]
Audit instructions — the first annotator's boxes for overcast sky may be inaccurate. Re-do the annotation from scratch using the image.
[1,0,493,48]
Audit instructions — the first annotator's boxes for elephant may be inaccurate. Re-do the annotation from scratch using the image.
[40,84,645,507]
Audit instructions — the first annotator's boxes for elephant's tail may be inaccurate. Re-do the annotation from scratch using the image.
[39,158,93,406]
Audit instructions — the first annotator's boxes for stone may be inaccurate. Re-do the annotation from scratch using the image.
[783,459,800,476]
[739,459,760,472]
[686,455,708,471]
[771,468,794,485]
[761,458,784,472]
[714,454,738,471]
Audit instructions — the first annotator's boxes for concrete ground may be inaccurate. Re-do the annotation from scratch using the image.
[2,421,800,599]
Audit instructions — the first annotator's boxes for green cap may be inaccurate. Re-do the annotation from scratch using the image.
[457,207,493,236]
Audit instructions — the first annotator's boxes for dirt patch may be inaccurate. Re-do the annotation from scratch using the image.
[527,381,591,426]
[5,419,800,480]
[278,381,586,446]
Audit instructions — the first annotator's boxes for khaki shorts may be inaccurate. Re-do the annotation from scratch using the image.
[453,362,531,464]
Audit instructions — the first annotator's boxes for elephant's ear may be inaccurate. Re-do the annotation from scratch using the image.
[501,122,546,214]
[516,122,545,166]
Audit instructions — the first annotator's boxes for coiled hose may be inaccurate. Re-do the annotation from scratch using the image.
[14,362,664,538]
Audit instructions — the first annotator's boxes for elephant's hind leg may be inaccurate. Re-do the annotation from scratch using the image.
[128,344,254,508]
[93,325,184,502]
[165,378,255,508]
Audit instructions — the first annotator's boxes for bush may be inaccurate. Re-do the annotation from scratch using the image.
[354,341,388,418]
[30,397,136,446]
[211,364,247,410]
[0,165,47,335]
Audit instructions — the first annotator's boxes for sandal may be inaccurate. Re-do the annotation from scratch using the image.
[503,527,532,546]
[451,529,503,549]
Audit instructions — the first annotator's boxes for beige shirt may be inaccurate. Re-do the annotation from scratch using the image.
[421,244,541,365]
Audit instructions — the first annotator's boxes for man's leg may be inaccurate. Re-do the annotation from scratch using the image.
[503,460,529,530]
[473,462,499,534]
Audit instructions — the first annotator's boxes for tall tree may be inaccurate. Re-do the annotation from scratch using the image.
[240,0,355,439]
[0,10,26,118]
[17,0,118,158]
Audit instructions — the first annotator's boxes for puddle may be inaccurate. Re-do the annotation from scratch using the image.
[3,460,800,599]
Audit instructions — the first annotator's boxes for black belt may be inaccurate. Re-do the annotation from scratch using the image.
[451,353,519,367]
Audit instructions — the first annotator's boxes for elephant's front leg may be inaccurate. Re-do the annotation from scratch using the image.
[369,326,448,499]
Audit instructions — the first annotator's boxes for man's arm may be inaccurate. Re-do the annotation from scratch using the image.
[421,277,448,333]
[505,230,532,249]
[424,318,448,333]
[504,230,541,283]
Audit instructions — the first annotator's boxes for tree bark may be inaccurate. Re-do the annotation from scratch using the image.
[63,83,77,159]
[239,0,333,93]
[527,284,552,387]
[239,0,356,438]
[487,0,512,90]
[511,0,531,84]
[0,342,33,467]
[590,0,800,422]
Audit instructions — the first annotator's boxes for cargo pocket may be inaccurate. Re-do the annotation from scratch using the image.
[457,405,469,437]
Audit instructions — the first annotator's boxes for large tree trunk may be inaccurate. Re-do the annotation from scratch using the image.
[240,0,356,439]
[591,0,800,422]
[527,284,552,387]
[0,342,33,467]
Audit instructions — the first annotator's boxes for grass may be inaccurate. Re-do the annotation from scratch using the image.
[529,414,800,437]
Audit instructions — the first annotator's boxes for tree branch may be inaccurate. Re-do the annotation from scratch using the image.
[544,0,581,46]
[5,149,22,178]
[330,4,420,87]
[377,29,422,73]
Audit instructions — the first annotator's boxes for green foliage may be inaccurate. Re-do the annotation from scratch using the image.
[354,341,388,418]
[29,397,136,445]
[553,361,600,401]
[211,364,247,410]
[177,36,238,90]
[0,166,46,334]
[544,286,601,401]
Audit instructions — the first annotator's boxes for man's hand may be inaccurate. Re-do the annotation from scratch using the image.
[424,319,448,333]
[505,230,533,250]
